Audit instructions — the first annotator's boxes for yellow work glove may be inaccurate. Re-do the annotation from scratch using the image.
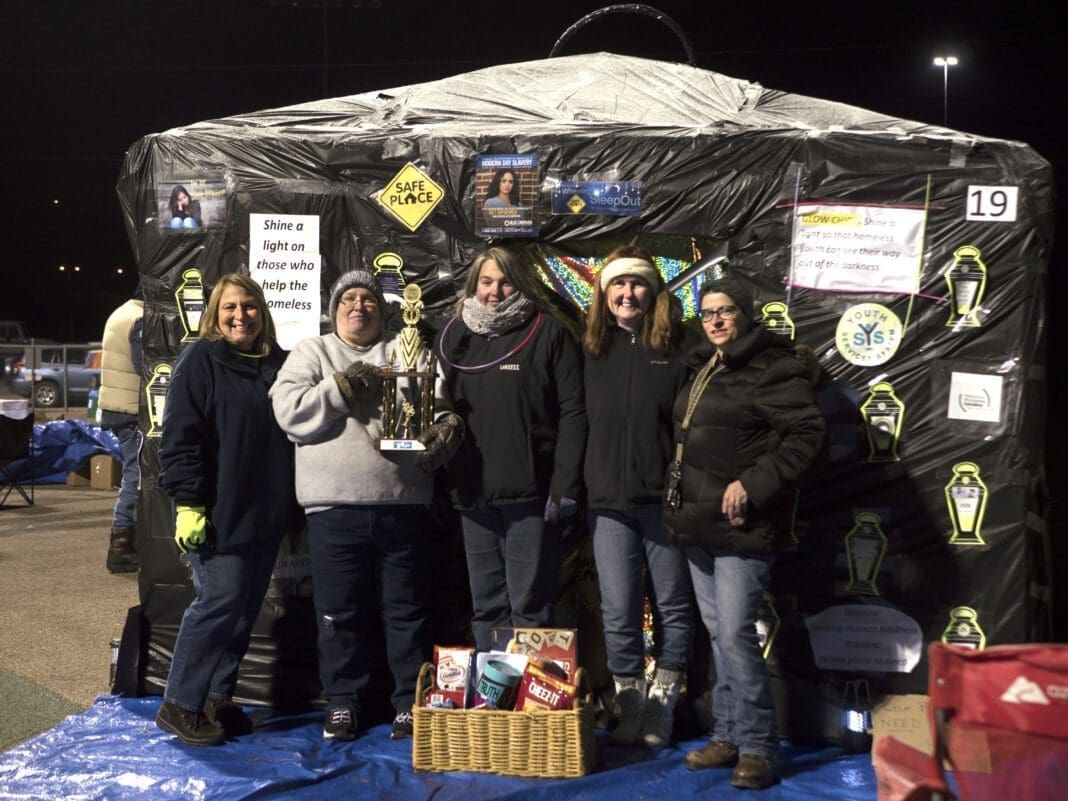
[175,504,208,554]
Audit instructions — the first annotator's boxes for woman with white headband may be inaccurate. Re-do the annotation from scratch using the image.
[583,243,695,750]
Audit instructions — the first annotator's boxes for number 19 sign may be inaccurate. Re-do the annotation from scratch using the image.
[966,185,1018,223]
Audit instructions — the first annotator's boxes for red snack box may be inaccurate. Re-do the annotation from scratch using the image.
[432,645,474,708]
[514,663,578,712]
[507,628,577,681]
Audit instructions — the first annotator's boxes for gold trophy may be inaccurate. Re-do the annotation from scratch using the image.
[379,283,435,451]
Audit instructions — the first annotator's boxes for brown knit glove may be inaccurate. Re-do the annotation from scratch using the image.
[416,412,465,472]
[334,361,383,400]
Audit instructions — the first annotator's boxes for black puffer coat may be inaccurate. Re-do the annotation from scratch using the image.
[663,325,825,554]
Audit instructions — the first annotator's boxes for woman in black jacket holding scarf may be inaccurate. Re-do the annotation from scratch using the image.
[666,274,824,789]
[436,246,587,653]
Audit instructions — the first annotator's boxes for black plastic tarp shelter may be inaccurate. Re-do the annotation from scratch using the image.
[116,52,1053,741]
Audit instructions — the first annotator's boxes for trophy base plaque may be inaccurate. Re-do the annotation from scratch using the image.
[379,439,426,452]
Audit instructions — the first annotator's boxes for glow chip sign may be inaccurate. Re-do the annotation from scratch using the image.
[377,163,444,231]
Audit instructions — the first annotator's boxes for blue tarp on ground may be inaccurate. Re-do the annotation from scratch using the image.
[0,697,879,801]
[9,418,119,484]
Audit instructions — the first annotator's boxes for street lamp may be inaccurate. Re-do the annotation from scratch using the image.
[933,55,959,127]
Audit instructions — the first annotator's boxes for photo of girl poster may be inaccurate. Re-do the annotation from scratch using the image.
[476,154,538,238]
[156,178,228,233]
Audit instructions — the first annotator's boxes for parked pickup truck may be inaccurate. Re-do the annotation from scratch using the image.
[1,320,57,382]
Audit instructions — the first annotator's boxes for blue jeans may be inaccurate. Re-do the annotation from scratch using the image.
[306,505,429,714]
[687,547,778,758]
[590,505,692,676]
[165,541,280,711]
[102,412,140,528]
[461,500,559,652]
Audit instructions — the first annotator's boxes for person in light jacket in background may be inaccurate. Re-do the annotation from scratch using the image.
[157,273,301,746]
[583,244,694,750]
[271,269,463,742]
[100,288,144,573]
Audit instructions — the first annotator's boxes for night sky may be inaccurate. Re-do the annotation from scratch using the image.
[3,2,1064,343]
[3,3,1067,631]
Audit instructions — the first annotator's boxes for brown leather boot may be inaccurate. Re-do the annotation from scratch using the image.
[684,739,739,771]
[731,754,780,789]
[106,525,138,574]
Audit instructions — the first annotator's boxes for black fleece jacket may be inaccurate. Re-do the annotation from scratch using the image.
[436,311,587,508]
[583,326,691,510]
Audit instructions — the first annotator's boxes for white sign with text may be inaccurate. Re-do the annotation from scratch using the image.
[249,213,321,349]
[791,204,926,294]
[805,604,922,673]
[948,372,1004,423]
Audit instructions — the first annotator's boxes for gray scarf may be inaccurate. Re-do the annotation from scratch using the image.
[461,292,537,338]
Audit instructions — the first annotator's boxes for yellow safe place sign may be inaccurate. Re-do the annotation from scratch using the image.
[377,163,444,231]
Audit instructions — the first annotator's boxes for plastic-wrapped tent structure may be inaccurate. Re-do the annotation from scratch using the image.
[115,52,1053,741]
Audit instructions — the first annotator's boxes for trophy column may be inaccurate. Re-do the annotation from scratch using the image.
[379,283,434,451]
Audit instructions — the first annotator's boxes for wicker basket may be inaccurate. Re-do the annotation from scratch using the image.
[411,661,596,778]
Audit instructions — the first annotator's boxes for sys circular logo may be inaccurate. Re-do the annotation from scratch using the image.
[836,303,902,366]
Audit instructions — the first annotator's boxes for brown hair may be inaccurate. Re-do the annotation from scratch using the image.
[459,247,557,312]
[584,244,676,359]
[199,273,277,355]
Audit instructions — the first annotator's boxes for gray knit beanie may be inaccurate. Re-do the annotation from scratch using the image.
[328,269,386,324]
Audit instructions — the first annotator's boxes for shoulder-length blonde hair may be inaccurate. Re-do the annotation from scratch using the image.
[199,273,277,355]
[584,244,677,359]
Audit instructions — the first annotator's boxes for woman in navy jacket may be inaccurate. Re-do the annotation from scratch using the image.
[583,244,694,750]
[436,247,586,652]
[156,273,300,746]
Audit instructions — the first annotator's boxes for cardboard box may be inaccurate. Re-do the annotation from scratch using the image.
[505,627,578,681]
[871,692,991,772]
[91,454,121,490]
[871,693,932,760]
[67,464,91,486]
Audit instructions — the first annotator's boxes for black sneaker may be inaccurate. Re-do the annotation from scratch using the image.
[204,697,254,737]
[323,706,357,740]
[390,711,414,740]
[156,700,225,746]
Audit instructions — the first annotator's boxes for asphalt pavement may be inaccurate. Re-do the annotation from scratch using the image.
[0,391,139,752]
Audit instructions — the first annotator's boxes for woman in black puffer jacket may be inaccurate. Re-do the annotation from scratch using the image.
[667,275,824,790]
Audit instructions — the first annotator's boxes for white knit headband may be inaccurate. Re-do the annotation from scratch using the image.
[599,257,659,291]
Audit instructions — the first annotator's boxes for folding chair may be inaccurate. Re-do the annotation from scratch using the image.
[874,642,1068,801]
[0,411,35,507]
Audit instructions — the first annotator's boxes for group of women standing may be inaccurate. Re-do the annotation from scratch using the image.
[153,243,824,792]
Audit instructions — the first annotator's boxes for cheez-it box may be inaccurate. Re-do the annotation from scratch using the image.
[506,628,577,681]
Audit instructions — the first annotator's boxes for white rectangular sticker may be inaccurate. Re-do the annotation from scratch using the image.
[947,372,1004,423]
[249,213,322,350]
[790,204,926,294]
[966,185,1018,222]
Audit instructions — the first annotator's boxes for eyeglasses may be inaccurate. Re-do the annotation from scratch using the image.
[699,305,738,322]
[339,295,378,309]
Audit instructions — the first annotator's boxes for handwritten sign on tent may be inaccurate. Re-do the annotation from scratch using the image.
[377,162,444,231]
